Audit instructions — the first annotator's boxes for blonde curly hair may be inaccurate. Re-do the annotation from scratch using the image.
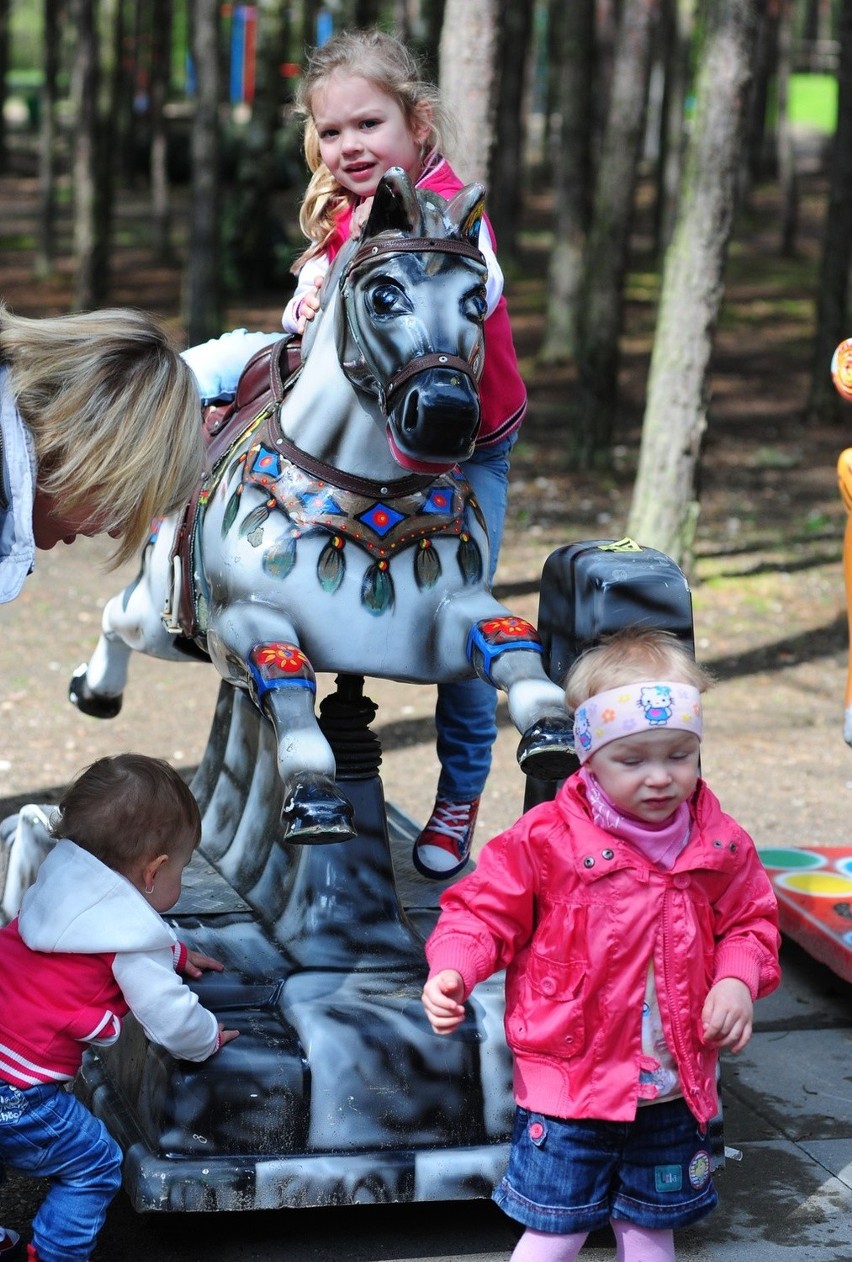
[565,626,712,711]
[0,304,202,567]
[292,29,453,269]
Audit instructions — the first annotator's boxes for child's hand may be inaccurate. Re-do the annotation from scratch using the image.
[421,969,466,1035]
[217,1022,239,1048]
[350,197,374,238]
[183,948,225,979]
[701,977,753,1053]
[296,276,323,333]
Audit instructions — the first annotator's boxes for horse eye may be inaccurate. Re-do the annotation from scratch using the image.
[464,286,487,320]
[370,282,408,317]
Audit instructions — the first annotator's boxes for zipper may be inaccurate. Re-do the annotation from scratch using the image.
[660,883,700,1106]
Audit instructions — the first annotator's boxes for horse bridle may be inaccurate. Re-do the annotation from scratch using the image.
[339,235,487,415]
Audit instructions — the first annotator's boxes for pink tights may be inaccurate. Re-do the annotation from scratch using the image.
[613,1221,675,1261]
[509,1222,675,1262]
[509,1229,588,1262]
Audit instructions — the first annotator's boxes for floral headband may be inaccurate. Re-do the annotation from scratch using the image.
[572,681,703,764]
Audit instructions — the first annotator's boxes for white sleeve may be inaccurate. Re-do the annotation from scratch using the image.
[478,220,503,316]
[113,948,220,1062]
[181,328,284,405]
[282,255,331,333]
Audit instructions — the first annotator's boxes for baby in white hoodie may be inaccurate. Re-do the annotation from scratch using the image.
[0,753,237,1262]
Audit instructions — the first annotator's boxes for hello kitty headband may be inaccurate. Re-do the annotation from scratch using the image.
[572,681,703,764]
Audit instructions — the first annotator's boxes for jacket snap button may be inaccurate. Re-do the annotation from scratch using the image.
[674,874,691,889]
[541,977,557,995]
[583,856,595,868]
[602,848,614,860]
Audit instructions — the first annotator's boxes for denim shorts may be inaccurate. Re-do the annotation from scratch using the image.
[492,1099,718,1234]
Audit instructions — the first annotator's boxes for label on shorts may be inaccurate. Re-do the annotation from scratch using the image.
[654,1164,683,1193]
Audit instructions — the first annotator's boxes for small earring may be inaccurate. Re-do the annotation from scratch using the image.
[144,880,155,894]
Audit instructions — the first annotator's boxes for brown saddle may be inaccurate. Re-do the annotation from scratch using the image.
[163,336,302,644]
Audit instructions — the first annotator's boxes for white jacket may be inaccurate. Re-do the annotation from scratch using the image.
[11,840,220,1067]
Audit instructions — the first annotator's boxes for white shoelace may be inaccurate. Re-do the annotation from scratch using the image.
[426,800,475,844]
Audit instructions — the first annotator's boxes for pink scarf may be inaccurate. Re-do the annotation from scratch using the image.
[580,768,691,870]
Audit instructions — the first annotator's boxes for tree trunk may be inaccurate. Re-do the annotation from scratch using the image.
[420,0,447,71]
[392,0,411,39]
[35,0,62,278]
[539,0,595,362]
[149,0,173,260]
[573,0,662,468]
[743,0,777,190]
[183,0,222,344]
[353,0,382,27]
[485,0,535,262]
[95,0,119,286]
[775,0,799,254]
[655,0,696,254]
[71,0,106,310]
[0,0,10,173]
[626,0,760,573]
[301,0,322,48]
[807,0,852,422]
[438,0,500,184]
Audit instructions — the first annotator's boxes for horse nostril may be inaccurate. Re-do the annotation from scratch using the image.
[400,390,420,433]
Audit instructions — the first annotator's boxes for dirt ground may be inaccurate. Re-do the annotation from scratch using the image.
[0,157,851,860]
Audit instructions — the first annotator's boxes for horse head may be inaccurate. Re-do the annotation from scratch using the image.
[335,167,487,472]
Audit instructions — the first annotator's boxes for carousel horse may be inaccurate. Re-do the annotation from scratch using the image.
[834,338,852,743]
[70,168,574,844]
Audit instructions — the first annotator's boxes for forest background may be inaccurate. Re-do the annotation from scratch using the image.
[0,0,852,857]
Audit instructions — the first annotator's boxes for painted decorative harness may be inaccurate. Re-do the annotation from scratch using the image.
[164,232,489,642]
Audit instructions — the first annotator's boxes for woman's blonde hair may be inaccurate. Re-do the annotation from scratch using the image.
[0,304,202,566]
[293,29,452,268]
[564,626,712,711]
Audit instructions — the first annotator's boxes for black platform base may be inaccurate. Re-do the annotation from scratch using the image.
[76,740,515,1212]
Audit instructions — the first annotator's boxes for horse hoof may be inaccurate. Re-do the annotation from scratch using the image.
[516,717,577,782]
[68,665,123,719]
[281,776,356,845]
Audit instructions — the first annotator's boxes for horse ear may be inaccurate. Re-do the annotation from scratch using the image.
[363,167,422,237]
[445,183,486,248]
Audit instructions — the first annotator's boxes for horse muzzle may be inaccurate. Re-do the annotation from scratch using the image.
[386,361,481,470]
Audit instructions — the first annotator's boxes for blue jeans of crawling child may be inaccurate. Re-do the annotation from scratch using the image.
[0,1081,122,1262]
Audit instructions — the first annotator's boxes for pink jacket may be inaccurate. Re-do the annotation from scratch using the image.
[425,777,781,1126]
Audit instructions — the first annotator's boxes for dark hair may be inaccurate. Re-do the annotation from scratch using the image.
[50,753,201,873]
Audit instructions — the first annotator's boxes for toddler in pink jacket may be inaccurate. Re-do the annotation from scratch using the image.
[422,626,780,1262]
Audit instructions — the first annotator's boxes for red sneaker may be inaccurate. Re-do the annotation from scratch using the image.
[413,796,479,880]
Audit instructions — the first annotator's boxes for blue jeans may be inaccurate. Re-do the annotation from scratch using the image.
[436,436,516,801]
[0,1082,122,1262]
